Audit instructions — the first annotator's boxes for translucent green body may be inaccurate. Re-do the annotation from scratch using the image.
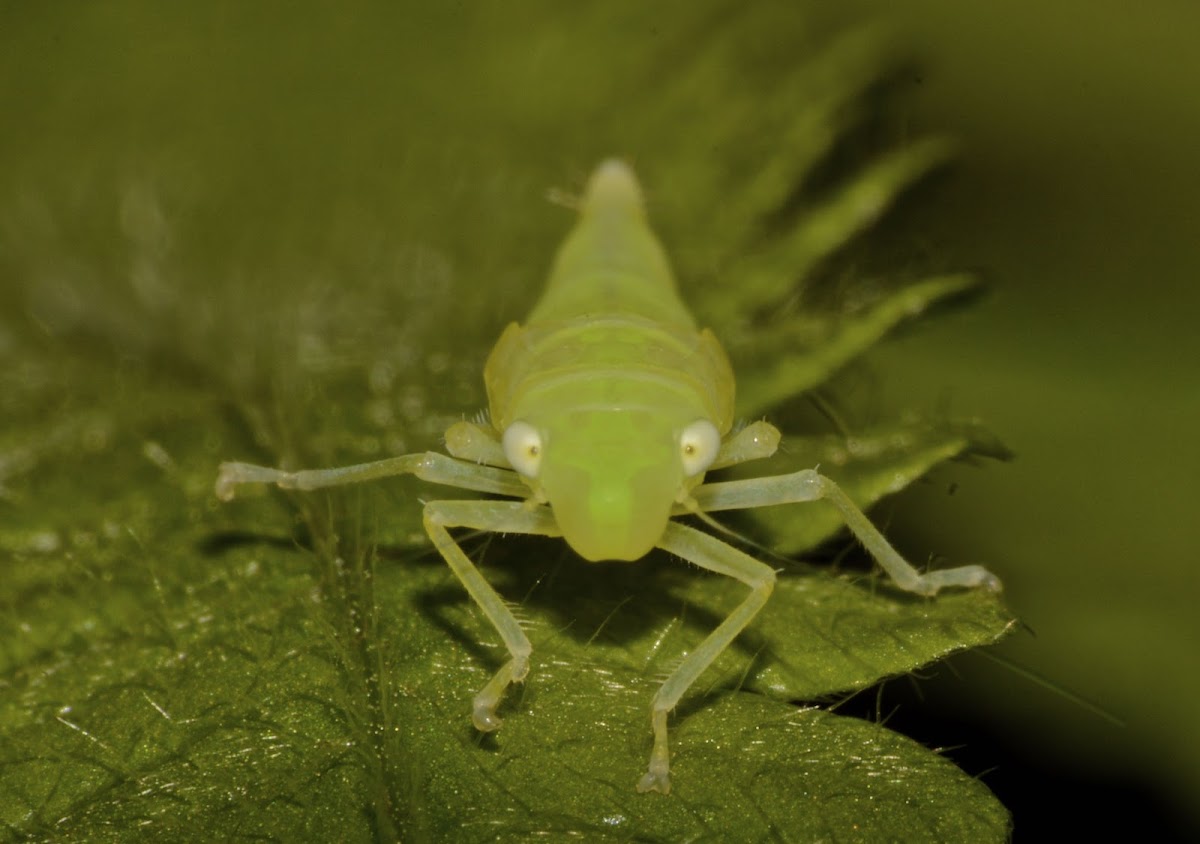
[485,162,734,561]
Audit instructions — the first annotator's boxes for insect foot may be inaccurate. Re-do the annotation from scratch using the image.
[636,709,673,794]
[214,461,291,501]
[907,563,1003,597]
[636,768,671,795]
[470,654,530,733]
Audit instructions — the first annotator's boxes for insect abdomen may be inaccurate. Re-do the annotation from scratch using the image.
[485,161,735,431]
[526,161,694,329]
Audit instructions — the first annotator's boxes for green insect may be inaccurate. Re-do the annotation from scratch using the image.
[216,159,1000,794]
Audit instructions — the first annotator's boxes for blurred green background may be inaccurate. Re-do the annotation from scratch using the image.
[2,0,1197,839]
[840,1,1200,838]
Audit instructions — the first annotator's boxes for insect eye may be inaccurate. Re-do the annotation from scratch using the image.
[679,419,720,477]
[502,420,544,477]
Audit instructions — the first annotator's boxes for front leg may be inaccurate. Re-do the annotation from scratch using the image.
[420,500,561,730]
[215,450,529,501]
[215,453,556,731]
[692,469,1001,596]
[638,522,776,794]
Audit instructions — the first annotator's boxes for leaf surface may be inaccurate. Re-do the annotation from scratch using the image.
[0,2,1014,840]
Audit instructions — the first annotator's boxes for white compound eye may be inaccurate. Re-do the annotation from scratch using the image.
[502,420,543,477]
[679,419,720,477]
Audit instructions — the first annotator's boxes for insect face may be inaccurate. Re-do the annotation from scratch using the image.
[516,411,689,562]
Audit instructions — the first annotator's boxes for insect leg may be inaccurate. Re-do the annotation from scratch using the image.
[638,522,776,795]
[422,500,561,731]
[693,469,1001,595]
[443,420,508,467]
[215,451,528,501]
[707,420,781,471]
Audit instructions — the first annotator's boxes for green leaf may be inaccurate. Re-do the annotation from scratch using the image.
[0,342,1012,840]
[383,682,1012,841]
[732,274,982,417]
[0,2,1014,839]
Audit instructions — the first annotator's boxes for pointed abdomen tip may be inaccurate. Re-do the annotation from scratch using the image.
[583,159,644,216]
